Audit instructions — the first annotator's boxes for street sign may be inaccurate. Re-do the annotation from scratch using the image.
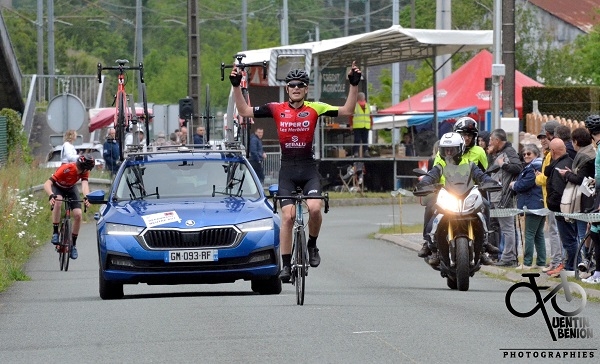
[46,93,86,133]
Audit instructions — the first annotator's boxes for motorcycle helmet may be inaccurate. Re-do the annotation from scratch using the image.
[284,69,310,85]
[76,154,95,171]
[585,114,600,135]
[453,117,479,148]
[438,132,465,165]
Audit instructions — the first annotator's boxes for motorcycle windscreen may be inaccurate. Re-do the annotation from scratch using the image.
[442,164,475,197]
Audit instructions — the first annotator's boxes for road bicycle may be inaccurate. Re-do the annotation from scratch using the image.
[273,186,329,305]
[51,197,86,271]
[505,271,587,341]
[220,54,267,158]
[97,59,149,161]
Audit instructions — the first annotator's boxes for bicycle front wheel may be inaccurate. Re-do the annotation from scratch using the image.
[58,220,71,271]
[294,229,307,305]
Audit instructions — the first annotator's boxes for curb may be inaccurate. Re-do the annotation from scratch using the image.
[375,233,600,300]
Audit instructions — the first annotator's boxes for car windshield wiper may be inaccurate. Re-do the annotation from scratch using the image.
[132,186,160,200]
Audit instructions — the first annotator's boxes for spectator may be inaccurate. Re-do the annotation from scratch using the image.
[193,126,205,145]
[535,121,563,274]
[180,126,189,145]
[152,131,168,146]
[61,129,79,164]
[350,92,372,157]
[557,127,595,246]
[510,144,546,269]
[249,128,267,184]
[401,133,415,157]
[103,128,120,175]
[555,124,577,159]
[487,129,523,267]
[168,132,180,145]
[543,138,577,276]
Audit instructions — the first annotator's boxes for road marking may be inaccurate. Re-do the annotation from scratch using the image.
[353,330,378,334]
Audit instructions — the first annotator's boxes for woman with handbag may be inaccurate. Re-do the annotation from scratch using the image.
[557,128,596,243]
[510,144,546,269]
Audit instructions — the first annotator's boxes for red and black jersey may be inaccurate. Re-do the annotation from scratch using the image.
[253,101,338,161]
[50,162,89,189]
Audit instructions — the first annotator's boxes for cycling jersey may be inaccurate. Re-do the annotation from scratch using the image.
[50,162,89,189]
[253,101,339,161]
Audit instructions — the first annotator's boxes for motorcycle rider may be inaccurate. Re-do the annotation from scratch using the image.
[416,132,498,266]
[418,117,499,264]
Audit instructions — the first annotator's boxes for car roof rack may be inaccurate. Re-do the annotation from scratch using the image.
[124,144,246,160]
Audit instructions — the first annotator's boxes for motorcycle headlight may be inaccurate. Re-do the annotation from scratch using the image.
[463,193,478,211]
[437,189,461,212]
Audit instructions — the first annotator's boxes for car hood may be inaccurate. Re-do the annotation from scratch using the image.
[103,197,273,228]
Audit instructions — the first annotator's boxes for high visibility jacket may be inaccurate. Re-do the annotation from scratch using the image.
[352,103,371,129]
[433,145,488,172]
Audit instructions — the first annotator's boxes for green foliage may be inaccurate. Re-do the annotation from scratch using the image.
[0,109,32,164]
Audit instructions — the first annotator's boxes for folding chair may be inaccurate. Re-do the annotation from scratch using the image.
[336,164,354,192]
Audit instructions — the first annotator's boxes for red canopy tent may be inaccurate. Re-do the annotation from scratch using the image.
[380,50,543,119]
[88,107,153,132]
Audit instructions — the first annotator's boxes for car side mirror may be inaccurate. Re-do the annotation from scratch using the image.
[86,190,108,204]
[268,184,278,197]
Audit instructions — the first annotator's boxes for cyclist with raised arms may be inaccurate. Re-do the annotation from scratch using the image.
[43,154,95,259]
[230,61,362,282]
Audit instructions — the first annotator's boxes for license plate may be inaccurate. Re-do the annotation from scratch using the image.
[165,249,218,263]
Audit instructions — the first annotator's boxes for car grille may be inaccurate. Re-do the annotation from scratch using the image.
[142,227,242,249]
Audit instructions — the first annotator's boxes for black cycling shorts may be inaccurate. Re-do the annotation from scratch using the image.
[51,184,82,210]
[277,161,322,208]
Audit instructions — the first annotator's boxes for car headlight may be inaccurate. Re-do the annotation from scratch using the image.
[236,218,273,232]
[106,223,144,235]
[437,189,461,212]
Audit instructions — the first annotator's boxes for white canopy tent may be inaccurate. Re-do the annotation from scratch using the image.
[239,25,493,69]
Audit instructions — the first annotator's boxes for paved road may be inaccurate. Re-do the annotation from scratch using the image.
[0,204,599,363]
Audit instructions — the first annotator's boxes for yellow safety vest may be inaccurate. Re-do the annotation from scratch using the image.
[353,103,371,129]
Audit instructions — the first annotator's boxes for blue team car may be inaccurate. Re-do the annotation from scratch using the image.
[87,147,281,299]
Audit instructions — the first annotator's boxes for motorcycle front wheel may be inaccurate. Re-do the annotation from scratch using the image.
[455,237,470,291]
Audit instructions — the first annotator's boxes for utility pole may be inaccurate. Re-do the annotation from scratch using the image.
[135,0,143,102]
[242,0,247,51]
[47,0,55,99]
[188,0,200,130]
[502,0,516,118]
[491,0,503,130]
[344,0,349,36]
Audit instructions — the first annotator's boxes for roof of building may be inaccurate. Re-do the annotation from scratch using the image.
[528,0,600,33]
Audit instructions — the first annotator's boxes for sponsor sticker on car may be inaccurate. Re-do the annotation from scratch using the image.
[142,211,181,227]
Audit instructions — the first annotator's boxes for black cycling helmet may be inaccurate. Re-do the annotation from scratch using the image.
[77,154,95,171]
[285,69,310,85]
[585,114,600,135]
[453,116,479,141]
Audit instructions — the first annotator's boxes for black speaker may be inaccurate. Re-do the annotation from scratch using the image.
[484,77,492,91]
[179,98,193,119]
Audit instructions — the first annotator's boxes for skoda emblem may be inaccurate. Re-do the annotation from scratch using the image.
[185,220,195,227]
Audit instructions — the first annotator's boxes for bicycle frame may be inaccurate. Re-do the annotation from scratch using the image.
[97,59,149,161]
[220,54,267,158]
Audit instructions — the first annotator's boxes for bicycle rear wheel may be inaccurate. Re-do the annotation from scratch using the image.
[576,232,593,280]
[116,93,126,161]
[294,229,307,305]
[58,220,71,271]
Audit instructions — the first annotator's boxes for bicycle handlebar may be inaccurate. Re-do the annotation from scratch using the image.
[97,60,145,84]
[220,54,268,82]
[50,198,88,213]
[271,193,330,214]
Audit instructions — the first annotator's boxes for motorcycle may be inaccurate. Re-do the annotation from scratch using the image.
[413,164,502,291]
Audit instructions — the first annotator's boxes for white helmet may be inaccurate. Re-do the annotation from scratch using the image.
[438,132,465,164]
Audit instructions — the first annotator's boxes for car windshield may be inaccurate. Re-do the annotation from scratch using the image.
[47,147,103,162]
[114,159,261,200]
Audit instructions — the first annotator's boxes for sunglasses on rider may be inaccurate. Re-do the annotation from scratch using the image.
[287,82,307,89]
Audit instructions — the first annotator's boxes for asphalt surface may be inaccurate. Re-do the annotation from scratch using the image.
[1,203,599,363]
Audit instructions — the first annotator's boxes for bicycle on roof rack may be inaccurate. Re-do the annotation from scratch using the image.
[97,59,150,161]
[220,53,268,158]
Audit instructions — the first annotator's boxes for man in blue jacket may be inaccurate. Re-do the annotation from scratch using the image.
[103,128,120,176]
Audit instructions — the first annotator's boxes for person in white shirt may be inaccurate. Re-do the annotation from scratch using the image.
[61,130,79,164]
